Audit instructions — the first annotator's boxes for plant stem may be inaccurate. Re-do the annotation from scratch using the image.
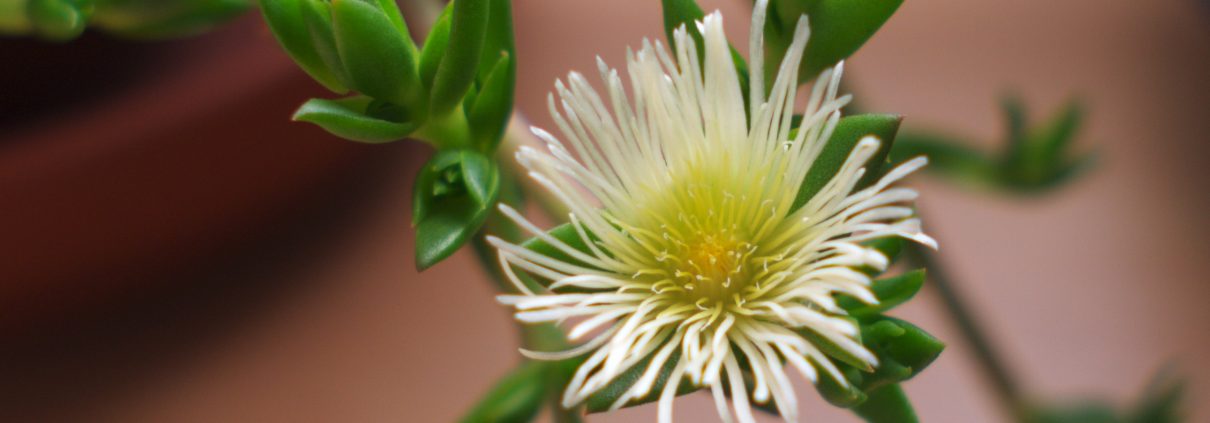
[902,242,1028,422]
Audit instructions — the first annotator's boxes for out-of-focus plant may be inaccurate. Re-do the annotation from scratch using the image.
[0,0,251,40]
[889,95,1095,194]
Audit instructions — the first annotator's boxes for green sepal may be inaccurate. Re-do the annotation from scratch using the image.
[838,270,926,319]
[852,384,919,423]
[584,349,695,413]
[331,0,419,106]
[429,0,489,116]
[292,96,416,143]
[858,236,904,275]
[459,360,548,423]
[793,114,902,210]
[90,0,249,39]
[413,149,501,270]
[28,0,92,41]
[468,52,515,150]
[519,222,598,273]
[814,365,869,407]
[258,0,348,92]
[765,0,903,83]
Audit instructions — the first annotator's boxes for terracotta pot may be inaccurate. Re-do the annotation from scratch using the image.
[0,16,381,333]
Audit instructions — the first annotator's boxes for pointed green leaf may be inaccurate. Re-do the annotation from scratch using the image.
[419,4,454,89]
[430,0,489,115]
[331,0,418,106]
[766,0,903,83]
[460,361,548,423]
[91,0,249,39]
[258,0,347,92]
[478,0,514,80]
[859,317,945,390]
[794,114,902,210]
[459,149,500,208]
[852,384,918,423]
[839,270,926,318]
[293,96,416,143]
[413,149,500,270]
[468,52,514,149]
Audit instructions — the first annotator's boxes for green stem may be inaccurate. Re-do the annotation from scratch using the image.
[903,242,1028,421]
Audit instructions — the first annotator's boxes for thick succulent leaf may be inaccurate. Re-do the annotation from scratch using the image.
[478,0,515,81]
[852,384,918,423]
[859,317,945,391]
[413,150,500,270]
[258,0,347,92]
[839,270,926,319]
[331,0,418,106]
[468,52,515,150]
[793,114,902,210]
[766,0,903,83]
[419,4,454,89]
[519,222,597,273]
[292,96,416,143]
[430,0,489,115]
[460,361,548,423]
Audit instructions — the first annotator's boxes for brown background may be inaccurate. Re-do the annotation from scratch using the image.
[2,0,1208,422]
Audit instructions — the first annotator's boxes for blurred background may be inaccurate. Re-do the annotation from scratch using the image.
[1,0,1208,421]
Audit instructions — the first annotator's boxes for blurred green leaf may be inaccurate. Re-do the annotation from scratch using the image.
[794,113,902,210]
[331,0,418,106]
[91,0,249,39]
[852,384,918,423]
[460,361,548,423]
[292,96,416,143]
[430,0,489,116]
[890,96,1095,194]
[413,149,500,270]
[28,0,91,40]
[765,0,902,83]
[259,0,348,92]
[839,270,926,319]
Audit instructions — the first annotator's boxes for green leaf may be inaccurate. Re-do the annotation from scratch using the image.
[852,384,918,423]
[839,270,925,319]
[430,0,489,116]
[814,365,869,407]
[766,0,903,83]
[292,96,416,143]
[460,361,548,423]
[331,0,418,106]
[418,4,454,89]
[889,131,1000,188]
[413,149,501,270]
[478,0,514,81]
[258,0,347,92]
[860,317,945,391]
[794,114,902,210]
[459,149,500,207]
[468,52,515,150]
[28,0,91,40]
[519,223,598,275]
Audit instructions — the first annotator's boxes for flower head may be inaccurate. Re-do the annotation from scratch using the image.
[490,2,935,421]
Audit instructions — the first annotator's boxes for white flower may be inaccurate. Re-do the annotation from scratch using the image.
[489,1,936,421]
